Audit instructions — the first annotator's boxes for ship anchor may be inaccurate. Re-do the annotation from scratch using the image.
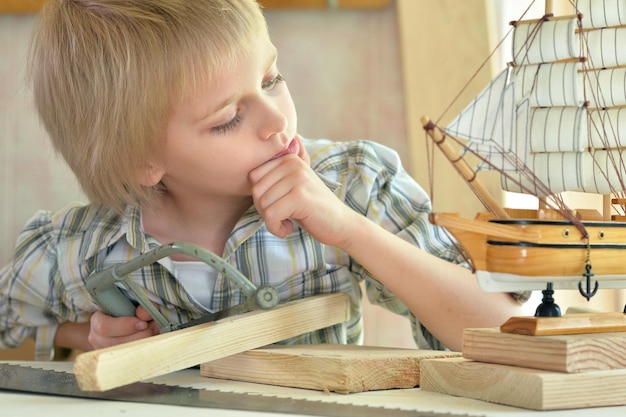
[578,263,598,301]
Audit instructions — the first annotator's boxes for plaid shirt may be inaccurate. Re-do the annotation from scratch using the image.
[0,138,467,359]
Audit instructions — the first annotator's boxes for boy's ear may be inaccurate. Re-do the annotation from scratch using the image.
[137,164,165,187]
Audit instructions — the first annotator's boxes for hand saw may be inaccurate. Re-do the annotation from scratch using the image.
[0,363,472,417]
[86,241,280,332]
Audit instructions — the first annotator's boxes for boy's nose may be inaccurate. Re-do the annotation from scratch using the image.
[259,104,288,141]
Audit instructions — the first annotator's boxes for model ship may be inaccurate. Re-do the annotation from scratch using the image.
[422,0,626,308]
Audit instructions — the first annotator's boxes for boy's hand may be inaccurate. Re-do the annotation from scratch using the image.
[249,145,356,248]
[88,305,159,349]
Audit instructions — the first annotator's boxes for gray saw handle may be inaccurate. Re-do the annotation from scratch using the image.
[85,241,275,332]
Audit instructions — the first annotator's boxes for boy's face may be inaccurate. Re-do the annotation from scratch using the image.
[149,33,302,201]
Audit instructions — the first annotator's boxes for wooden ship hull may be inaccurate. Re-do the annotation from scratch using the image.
[431,211,626,292]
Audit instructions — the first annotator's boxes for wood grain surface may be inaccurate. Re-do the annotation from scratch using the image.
[420,357,626,410]
[463,327,626,373]
[73,293,350,391]
[500,313,626,335]
[201,344,460,393]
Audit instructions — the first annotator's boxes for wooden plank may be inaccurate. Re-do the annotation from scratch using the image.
[73,293,349,391]
[334,0,389,7]
[260,0,327,8]
[200,344,460,393]
[0,0,44,13]
[463,328,626,373]
[420,357,626,410]
[259,0,389,8]
[0,0,390,14]
[574,208,604,220]
[500,313,626,335]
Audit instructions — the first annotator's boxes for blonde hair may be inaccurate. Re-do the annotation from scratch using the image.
[28,0,267,213]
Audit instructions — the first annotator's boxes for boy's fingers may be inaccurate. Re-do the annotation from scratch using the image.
[135,304,155,322]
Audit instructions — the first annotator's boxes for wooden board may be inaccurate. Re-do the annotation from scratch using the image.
[462,328,626,373]
[0,0,44,13]
[500,313,626,335]
[0,0,389,13]
[200,344,460,393]
[259,0,389,8]
[420,357,626,410]
[73,293,349,391]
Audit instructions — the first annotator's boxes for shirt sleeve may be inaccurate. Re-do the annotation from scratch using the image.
[346,141,534,349]
[313,141,465,347]
[0,210,65,360]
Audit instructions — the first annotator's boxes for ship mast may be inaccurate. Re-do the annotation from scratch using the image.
[544,0,569,15]
[544,0,553,14]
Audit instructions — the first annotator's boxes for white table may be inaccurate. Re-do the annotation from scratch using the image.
[2,361,624,417]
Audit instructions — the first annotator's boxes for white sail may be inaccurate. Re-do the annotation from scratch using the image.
[445,2,626,198]
[500,151,589,195]
[444,68,523,173]
[589,108,626,149]
[502,149,626,196]
[511,18,579,66]
[584,68,626,108]
[576,0,626,29]
[513,62,584,107]
[529,107,586,153]
[584,28,626,69]
[444,68,513,145]
[582,150,626,193]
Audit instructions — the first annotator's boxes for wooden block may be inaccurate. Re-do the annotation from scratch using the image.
[503,207,539,219]
[537,208,567,220]
[73,293,349,391]
[420,357,626,410]
[574,208,603,220]
[0,0,390,13]
[200,344,460,393]
[500,313,626,335]
[0,0,45,13]
[259,0,389,8]
[463,328,626,373]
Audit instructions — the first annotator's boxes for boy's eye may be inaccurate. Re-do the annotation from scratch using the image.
[209,74,284,135]
[262,73,285,90]
[211,113,242,135]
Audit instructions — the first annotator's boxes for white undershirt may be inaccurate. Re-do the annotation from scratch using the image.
[172,261,218,309]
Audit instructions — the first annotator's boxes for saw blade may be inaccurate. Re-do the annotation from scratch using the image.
[0,363,472,417]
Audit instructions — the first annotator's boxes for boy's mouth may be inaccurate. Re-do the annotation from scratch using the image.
[270,138,299,161]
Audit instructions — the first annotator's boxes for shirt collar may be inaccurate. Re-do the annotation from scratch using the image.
[122,205,151,252]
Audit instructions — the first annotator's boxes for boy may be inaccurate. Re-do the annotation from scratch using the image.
[0,0,527,360]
